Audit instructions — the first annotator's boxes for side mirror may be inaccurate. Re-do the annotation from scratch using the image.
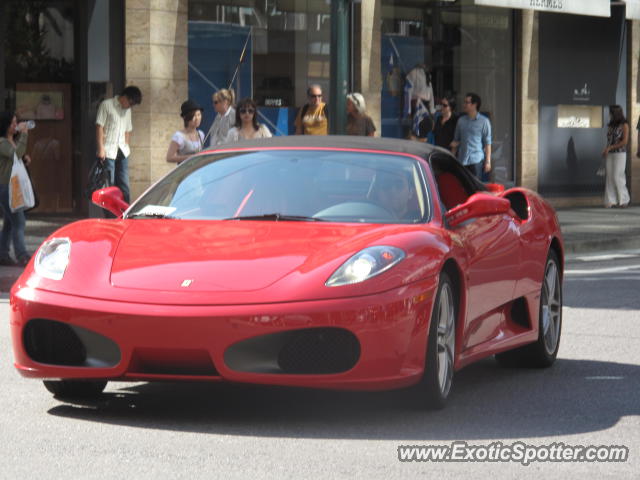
[92,186,129,217]
[485,183,505,194]
[445,192,510,227]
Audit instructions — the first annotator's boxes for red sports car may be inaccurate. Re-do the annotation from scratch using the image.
[10,137,563,408]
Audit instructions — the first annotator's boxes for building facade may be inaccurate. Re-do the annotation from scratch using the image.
[1,0,638,212]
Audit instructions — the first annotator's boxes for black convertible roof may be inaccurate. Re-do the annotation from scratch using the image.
[207,135,454,161]
[203,135,487,192]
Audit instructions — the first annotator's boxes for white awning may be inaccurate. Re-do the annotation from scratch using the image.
[474,0,611,18]
[623,0,640,19]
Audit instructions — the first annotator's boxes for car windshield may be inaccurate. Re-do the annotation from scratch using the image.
[126,149,430,223]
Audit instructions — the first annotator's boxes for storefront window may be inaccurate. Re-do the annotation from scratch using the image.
[381,0,514,183]
[188,1,332,136]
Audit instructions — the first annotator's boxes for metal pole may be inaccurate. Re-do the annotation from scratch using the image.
[330,0,349,135]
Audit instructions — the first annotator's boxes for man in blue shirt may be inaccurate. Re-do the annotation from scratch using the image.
[450,92,492,179]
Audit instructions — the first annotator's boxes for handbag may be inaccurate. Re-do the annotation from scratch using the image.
[8,153,36,212]
[85,159,111,198]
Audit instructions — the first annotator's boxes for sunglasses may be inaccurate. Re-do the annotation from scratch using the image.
[239,108,255,114]
[441,103,450,108]
[308,94,322,98]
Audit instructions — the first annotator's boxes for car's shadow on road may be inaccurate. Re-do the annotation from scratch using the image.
[47,357,638,440]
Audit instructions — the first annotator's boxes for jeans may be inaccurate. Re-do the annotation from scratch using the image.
[103,148,130,203]
[464,161,484,180]
[0,183,28,259]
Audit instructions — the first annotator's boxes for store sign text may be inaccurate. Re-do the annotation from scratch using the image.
[530,0,563,10]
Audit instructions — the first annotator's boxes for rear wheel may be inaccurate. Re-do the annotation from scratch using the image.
[43,380,107,398]
[496,250,562,367]
[420,271,456,409]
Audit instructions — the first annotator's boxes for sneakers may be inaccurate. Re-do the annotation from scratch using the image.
[0,254,32,267]
[0,256,16,266]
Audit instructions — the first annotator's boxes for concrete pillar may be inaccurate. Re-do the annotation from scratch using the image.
[354,0,382,136]
[517,10,539,192]
[629,20,640,204]
[125,0,188,200]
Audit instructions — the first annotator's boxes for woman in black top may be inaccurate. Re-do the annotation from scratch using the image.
[433,95,458,150]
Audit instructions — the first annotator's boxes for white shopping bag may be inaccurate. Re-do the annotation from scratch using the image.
[9,153,36,213]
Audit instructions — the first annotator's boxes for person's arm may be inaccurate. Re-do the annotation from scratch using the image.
[450,121,461,155]
[125,131,131,146]
[166,140,189,164]
[96,124,106,160]
[619,123,629,148]
[483,119,492,173]
[483,144,492,173]
[15,131,29,158]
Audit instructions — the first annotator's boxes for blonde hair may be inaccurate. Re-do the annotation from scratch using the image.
[213,88,236,105]
[346,92,366,114]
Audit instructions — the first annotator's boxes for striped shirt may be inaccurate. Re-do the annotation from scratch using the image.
[96,96,133,159]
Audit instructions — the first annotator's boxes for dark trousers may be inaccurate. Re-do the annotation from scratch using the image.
[465,162,484,180]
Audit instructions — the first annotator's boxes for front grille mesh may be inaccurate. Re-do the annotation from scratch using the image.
[277,328,360,374]
[24,319,86,366]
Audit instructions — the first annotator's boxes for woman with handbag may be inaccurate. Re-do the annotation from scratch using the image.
[0,111,31,266]
[602,105,631,208]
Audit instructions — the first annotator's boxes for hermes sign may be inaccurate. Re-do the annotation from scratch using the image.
[474,0,610,17]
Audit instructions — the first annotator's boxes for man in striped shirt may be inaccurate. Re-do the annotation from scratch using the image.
[96,86,142,203]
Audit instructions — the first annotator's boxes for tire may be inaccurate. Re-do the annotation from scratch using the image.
[420,271,457,409]
[43,380,107,398]
[495,250,562,368]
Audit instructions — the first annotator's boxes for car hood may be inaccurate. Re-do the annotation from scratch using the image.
[24,219,447,305]
[110,220,354,292]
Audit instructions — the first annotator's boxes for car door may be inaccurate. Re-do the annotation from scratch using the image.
[432,155,520,350]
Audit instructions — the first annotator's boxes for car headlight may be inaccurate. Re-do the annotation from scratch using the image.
[34,238,71,280]
[326,246,405,287]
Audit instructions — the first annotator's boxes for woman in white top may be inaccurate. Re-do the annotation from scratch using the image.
[225,98,272,142]
[166,99,205,164]
[207,89,236,147]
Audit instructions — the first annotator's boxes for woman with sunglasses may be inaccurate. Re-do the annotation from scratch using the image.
[207,89,235,147]
[433,95,458,150]
[225,98,272,142]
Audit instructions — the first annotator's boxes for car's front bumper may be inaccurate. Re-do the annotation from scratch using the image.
[10,279,437,391]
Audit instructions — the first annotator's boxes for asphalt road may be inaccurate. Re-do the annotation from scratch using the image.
[1,250,639,479]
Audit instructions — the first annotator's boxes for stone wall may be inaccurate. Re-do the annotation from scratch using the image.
[125,0,188,199]
[630,20,640,204]
[355,1,382,137]
[517,10,539,192]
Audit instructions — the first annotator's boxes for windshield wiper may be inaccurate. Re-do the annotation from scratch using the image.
[223,213,325,222]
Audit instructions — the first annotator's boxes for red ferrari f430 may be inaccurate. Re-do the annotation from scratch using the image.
[10,137,563,408]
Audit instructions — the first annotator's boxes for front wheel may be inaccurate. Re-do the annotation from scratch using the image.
[420,271,456,409]
[43,380,107,398]
[496,250,563,368]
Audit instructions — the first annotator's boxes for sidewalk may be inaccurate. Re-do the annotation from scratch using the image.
[1,206,639,292]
